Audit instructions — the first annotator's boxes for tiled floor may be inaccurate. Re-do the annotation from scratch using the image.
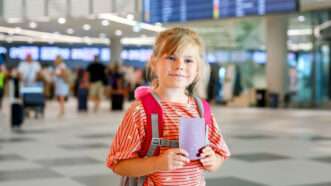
[0,99,331,186]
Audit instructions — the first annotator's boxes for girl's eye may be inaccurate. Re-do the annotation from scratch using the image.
[166,55,176,61]
[184,59,194,63]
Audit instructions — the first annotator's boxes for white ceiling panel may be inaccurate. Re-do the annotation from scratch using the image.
[71,0,89,17]
[26,0,45,18]
[3,0,23,18]
[93,0,112,14]
[48,0,67,17]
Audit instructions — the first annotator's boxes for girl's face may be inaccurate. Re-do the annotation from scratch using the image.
[152,44,200,90]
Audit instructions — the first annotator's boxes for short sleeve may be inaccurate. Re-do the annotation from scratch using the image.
[106,101,146,170]
[35,62,41,72]
[207,114,231,160]
[18,63,24,74]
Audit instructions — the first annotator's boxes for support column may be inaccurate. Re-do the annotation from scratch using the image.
[110,37,122,64]
[265,15,289,106]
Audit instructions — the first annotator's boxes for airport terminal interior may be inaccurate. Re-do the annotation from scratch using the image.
[0,0,331,186]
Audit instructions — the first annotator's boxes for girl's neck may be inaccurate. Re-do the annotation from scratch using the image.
[154,86,188,103]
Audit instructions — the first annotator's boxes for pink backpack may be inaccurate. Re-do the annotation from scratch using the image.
[121,86,212,186]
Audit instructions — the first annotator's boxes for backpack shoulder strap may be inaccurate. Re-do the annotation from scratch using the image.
[194,96,213,144]
[193,96,212,127]
[138,92,163,157]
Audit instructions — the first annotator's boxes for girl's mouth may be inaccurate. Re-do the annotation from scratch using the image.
[168,73,187,78]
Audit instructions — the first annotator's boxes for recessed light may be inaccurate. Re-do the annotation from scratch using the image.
[101,20,109,26]
[6,38,12,43]
[298,15,305,22]
[133,24,141,32]
[66,28,74,34]
[127,14,134,20]
[83,24,91,31]
[29,22,37,29]
[14,27,22,34]
[115,29,122,36]
[99,33,107,38]
[58,17,66,24]
[28,39,34,44]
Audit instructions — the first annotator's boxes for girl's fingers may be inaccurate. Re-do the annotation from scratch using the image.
[173,154,190,164]
[200,146,215,158]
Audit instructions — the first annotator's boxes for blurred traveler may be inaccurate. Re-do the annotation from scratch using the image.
[75,68,89,112]
[86,55,107,112]
[0,65,7,109]
[109,64,126,111]
[54,55,69,117]
[18,54,42,86]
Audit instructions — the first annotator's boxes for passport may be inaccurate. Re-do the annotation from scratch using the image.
[179,117,207,160]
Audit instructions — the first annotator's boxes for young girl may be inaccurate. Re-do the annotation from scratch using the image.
[106,27,230,186]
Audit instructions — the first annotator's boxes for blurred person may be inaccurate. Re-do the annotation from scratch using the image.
[109,63,127,111]
[75,68,89,112]
[53,55,69,117]
[86,55,107,112]
[0,65,7,109]
[18,54,41,86]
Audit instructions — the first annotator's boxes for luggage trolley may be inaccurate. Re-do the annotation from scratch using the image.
[21,83,45,119]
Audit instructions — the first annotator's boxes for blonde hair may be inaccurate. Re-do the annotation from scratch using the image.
[147,27,205,96]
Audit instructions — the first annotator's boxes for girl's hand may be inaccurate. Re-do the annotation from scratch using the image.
[199,146,223,171]
[155,148,190,171]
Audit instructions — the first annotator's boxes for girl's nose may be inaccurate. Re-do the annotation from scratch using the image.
[174,58,184,70]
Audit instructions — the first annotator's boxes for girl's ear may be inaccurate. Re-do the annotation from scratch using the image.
[150,56,157,70]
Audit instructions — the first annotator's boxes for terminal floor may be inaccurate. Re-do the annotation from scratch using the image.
[0,99,331,186]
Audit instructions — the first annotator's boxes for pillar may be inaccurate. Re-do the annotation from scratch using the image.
[265,15,289,106]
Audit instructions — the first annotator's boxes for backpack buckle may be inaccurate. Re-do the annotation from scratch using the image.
[151,138,160,146]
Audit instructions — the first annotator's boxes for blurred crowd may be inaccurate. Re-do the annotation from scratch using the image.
[0,54,146,117]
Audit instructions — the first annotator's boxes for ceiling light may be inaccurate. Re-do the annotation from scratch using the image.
[29,22,37,29]
[127,14,134,20]
[101,20,109,26]
[133,24,141,32]
[99,33,107,38]
[58,17,66,24]
[298,15,305,22]
[84,37,92,45]
[66,28,74,34]
[98,13,164,33]
[287,29,312,36]
[115,29,122,36]
[6,38,12,43]
[83,24,91,31]
[7,18,22,24]
[28,38,34,44]
[14,27,22,34]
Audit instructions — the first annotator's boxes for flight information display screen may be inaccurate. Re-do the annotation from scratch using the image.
[143,0,298,23]
[40,47,70,61]
[219,0,298,18]
[9,46,39,60]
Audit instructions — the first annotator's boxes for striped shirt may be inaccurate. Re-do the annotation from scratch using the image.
[106,98,231,186]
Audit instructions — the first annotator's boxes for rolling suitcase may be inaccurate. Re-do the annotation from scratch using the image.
[111,94,124,111]
[11,102,24,128]
[21,84,45,118]
[78,88,88,112]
